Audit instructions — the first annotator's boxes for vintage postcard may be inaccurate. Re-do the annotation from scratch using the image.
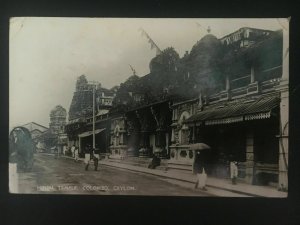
[9,18,289,197]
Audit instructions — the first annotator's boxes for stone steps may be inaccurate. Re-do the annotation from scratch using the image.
[107,157,168,171]
[167,162,193,173]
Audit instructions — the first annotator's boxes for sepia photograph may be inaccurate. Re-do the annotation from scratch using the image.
[9,17,289,197]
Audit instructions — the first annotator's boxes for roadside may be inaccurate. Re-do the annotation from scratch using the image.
[58,154,287,197]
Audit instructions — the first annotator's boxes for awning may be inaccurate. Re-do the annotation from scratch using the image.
[78,128,106,138]
[185,96,280,125]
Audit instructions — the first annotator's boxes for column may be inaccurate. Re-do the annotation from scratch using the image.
[247,65,259,95]
[278,88,289,191]
[278,95,288,191]
[192,124,196,143]
[171,128,175,143]
[245,131,254,184]
[78,137,81,154]
[250,65,255,83]
[141,131,150,148]
[119,133,123,145]
[226,75,230,90]
[278,19,289,191]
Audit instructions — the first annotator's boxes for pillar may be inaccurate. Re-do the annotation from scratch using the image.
[119,133,124,145]
[250,65,255,83]
[278,18,289,191]
[171,128,175,143]
[79,137,81,153]
[225,75,230,90]
[140,131,150,148]
[245,132,254,184]
[156,130,166,148]
[192,124,196,144]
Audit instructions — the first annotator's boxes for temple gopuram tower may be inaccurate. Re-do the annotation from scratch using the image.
[49,105,67,135]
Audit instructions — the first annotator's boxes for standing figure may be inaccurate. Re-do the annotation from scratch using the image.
[63,145,67,155]
[194,150,208,191]
[71,145,75,158]
[54,146,58,159]
[93,148,99,171]
[74,146,79,162]
[230,160,238,185]
[84,144,92,171]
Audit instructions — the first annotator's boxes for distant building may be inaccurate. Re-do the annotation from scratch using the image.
[20,122,48,140]
[20,122,49,151]
[49,105,67,135]
[65,75,118,153]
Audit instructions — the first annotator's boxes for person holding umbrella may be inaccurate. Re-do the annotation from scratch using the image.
[191,143,211,191]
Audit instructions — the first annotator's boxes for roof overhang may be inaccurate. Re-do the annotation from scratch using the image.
[185,96,279,126]
[78,128,106,138]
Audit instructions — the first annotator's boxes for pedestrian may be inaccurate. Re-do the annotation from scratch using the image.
[54,146,58,159]
[71,145,75,158]
[230,160,238,185]
[93,148,99,171]
[63,145,67,155]
[84,145,91,171]
[74,146,79,162]
[194,150,208,191]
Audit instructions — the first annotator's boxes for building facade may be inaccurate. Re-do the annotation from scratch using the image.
[65,75,117,154]
[64,27,288,190]
[169,28,288,190]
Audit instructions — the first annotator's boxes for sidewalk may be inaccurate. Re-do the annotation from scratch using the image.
[60,155,287,197]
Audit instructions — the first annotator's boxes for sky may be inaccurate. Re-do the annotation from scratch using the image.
[9,18,287,130]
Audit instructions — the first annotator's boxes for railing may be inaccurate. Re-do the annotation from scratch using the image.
[260,66,282,81]
[207,66,283,103]
[230,74,251,90]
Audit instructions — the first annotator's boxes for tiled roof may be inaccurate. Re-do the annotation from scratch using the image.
[185,95,280,124]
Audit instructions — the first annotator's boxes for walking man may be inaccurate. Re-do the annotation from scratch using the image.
[93,148,99,171]
[84,144,92,171]
[71,144,75,158]
[230,160,238,185]
[74,146,79,162]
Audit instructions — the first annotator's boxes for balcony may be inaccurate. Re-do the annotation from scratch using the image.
[208,66,282,103]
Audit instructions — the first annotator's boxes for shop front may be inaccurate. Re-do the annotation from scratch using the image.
[169,94,282,187]
[183,95,281,185]
[78,128,106,156]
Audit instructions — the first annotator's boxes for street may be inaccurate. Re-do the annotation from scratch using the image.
[16,154,209,196]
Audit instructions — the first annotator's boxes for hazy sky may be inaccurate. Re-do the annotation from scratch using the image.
[9,18,286,130]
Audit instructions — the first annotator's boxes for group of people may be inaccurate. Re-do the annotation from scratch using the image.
[62,144,100,171]
[193,151,239,191]
[62,145,79,161]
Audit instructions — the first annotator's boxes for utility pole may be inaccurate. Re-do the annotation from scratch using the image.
[93,84,95,149]
[89,81,98,149]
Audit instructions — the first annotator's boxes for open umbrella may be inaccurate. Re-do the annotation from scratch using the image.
[189,143,211,151]
[153,148,163,153]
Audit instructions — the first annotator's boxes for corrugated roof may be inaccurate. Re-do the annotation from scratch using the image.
[185,96,280,124]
